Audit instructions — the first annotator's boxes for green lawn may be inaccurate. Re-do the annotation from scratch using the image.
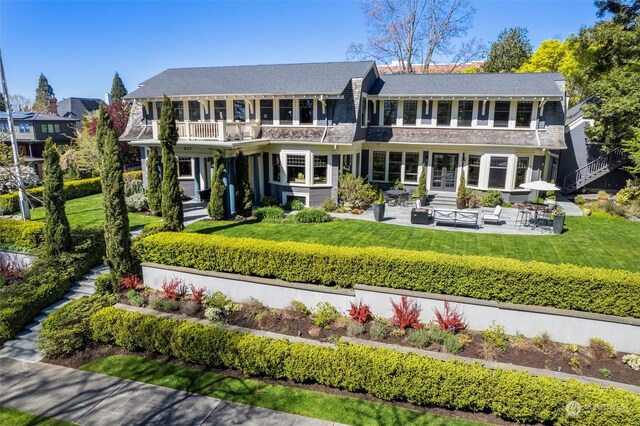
[0,407,74,426]
[185,215,640,272]
[81,355,484,426]
[27,194,161,230]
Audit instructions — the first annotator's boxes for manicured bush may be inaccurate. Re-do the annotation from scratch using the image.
[288,208,333,223]
[95,273,114,294]
[138,221,171,238]
[253,206,284,222]
[0,218,45,249]
[135,233,640,318]
[480,190,503,207]
[90,307,640,425]
[38,294,117,357]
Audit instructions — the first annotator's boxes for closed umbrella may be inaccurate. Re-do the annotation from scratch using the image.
[519,180,560,199]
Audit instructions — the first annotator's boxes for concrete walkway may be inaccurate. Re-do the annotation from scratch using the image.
[0,264,106,363]
[0,357,336,426]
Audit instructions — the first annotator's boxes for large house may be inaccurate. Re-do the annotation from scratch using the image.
[57,97,104,128]
[121,61,567,213]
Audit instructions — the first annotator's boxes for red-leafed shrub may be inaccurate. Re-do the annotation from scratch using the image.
[433,301,467,332]
[120,274,143,290]
[0,258,27,281]
[190,285,207,304]
[391,296,421,330]
[348,299,372,324]
[161,277,183,300]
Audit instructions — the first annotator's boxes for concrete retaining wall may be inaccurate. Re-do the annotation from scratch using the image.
[141,263,640,353]
[0,250,35,269]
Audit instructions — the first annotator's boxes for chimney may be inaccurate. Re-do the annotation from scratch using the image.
[104,93,112,105]
[49,96,58,115]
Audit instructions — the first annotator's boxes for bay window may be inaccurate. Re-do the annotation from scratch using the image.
[279,99,293,125]
[467,155,481,186]
[213,100,227,122]
[287,154,305,183]
[493,101,510,127]
[300,99,313,124]
[403,100,418,125]
[383,100,397,125]
[488,156,508,188]
[313,155,328,184]
[437,101,452,126]
[372,151,386,180]
[260,100,273,124]
[516,101,533,128]
[404,152,419,182]
[457,101,473,127]
[515,157,529,187]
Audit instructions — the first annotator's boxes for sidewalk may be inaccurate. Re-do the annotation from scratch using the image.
[0,357,337,426]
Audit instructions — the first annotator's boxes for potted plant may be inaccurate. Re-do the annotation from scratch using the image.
[372,190,385,221]
[456,173,468,209]
[413,165,428,206]
[550,205,565,234]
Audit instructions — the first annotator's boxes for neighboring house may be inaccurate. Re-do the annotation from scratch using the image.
[559,99,630,193]
[120,61,566,212]
[377,61,484,74]
[0,112,76,175]
[57,97,104,128]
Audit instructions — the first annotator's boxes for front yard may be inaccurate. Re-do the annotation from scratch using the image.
[185,215,640,272]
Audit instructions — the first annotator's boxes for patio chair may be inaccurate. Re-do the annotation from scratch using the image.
[534,207,552,232]
[483,205,502,225]
[514,204,532,228]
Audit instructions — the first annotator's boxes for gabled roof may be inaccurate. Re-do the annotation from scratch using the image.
[57,97,103,120]
[0,112,76,122]
[124,61,376,99]
[368,72,565,97]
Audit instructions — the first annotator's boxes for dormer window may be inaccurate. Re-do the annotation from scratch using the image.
[299,99,313,124]
[403,100,418,125]
[383,100,397,125]
[279,99,293,125]
[437,101,452,126]
[260,100,273,124]
[493,101,510,127]
[458,101,473,127]
[516,101,533,128]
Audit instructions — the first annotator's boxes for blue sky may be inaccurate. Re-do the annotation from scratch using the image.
[1,0,599,101]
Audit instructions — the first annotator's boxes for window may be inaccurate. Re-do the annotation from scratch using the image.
[342,154,352,174]
[260,100,273,124]
[515,157,529,187]
[233,100,245,122]
[287,154,305,183]
[383,100,397,126]
[54,124,60,133]
[372,151,386,180]
[0,122,8,132]
[355,153,361,177]
[360,97,368,126]
[213,100,227,122]
[41,124,47,133]
[299,99,313,124]
[313,155,328,184]
[156,101,162,120]
[178,157,193,178]
[437,101,452,126]
[271,153,280,182]
[403,100,418,125]
[493,101,510,127]
[467,155,481,186]
[458,101,473,127]
[405,152,419,182]
[279,99,293,125]
[172,101,184,121]
[187,101,200,121]
[488,156,508,188]
[388,152,402,182]
[516,101,533,128]
[19,123,31,133]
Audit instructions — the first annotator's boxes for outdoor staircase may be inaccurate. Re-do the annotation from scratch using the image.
[562,147,627,193]
[427,191,458,209]
[0,265,106,363]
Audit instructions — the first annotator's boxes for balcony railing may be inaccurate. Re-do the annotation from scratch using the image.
[151,120,261,142]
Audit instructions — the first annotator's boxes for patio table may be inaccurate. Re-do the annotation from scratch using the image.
[385,189,408,206]
[525,203,551,229]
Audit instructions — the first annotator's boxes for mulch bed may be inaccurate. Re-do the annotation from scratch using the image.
[45,344,520,426]
[119,293,640,387]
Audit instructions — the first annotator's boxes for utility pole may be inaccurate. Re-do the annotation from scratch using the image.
[0,48,30,220]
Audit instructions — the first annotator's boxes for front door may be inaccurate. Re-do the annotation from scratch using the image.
[431,153,459,191]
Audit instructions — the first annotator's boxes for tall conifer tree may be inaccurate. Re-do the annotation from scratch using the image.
[146,147,162,214]
[110,72,128,100]
[97,104,134,285]
[159,95,184,230]
[42,138,72,257]
[33,73,55,113]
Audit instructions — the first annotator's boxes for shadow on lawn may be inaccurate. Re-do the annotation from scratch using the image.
[189,220,255,235]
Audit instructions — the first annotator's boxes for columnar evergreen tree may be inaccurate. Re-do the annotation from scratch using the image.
[42,138,73,257]
[208,149,225,219]
[146,147,162,214]
[96,104,135,286]
[0,93,6,112]
[32,73,55,113]
[159,95,184,230]
[235,151,253,217]
[110,72,128,101]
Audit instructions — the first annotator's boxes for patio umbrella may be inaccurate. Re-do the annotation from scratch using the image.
[519,180,560,199]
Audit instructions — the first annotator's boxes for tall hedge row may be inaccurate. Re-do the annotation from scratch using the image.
[90,307,640,425]
[0,218,45,249]
[135,233,640,318]
[0,171,142,213]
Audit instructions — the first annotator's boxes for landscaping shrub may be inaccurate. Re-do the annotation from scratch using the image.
[311,302,339,329]
[348,300,372,324]
[588,337,616,360]
[90,307,640,425]
[258,196,280,207]
[321,197,337,212]
[483,321,508,352]
[616,179,640,205]
[38,294,117,357]
[288,208,333,223]
[125,193,148,212]
[433,301,466,332]
[139,221,171,238]
[408,328,432,348]
[95,273,114,294]
[369,321,388,340]
[125,290,144,307]
[391,296,421,330]
[286,199,305,211]
[345,321,365,337]
[253,206,284,222]
[601,200,626,216]
[0,227,105,341]
[120,274,143,290]
[0,218,45,250]
[189,285,206,304]
[480,190,503,207]
[623,354,640,371]
[135,233,640,318]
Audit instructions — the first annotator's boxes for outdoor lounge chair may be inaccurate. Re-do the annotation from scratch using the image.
[483,205,503,225]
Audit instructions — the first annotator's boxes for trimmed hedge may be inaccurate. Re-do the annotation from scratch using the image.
[135,233,640,318]
[90,307,640,425]
[0,218,45,249]
[0,228,105,341]
[0,171,141,213]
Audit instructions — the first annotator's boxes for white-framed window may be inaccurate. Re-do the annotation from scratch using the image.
[279,99,294,125]
[178,157,193,178]
[404,152,420,182]
[271,153,281,182]
[286,154,306,183]
[213,100,227,122]
[260,100,274,124]
[172,101,184,121]
[313,155,328,184]
[388,151,402,182]
[360,96,369,127]
[233,100,246,122]
[488,156,508,189]
[188,101,201,121]
[403,100,418,126]
[372,151,386,180]
[457,101,473,127]
[371,151,421,183]
[299,99,314,124]
[383,100,397,126]
[18,123,31,133]
[516,101,533,128]
[493,101,510,127]
[515,156,530,187]
[341,154,353,174]
[436,101,452,126]
[467,154,481,186]
[282,191,308,207]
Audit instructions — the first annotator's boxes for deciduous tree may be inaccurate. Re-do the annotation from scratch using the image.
[483,27,532,72]
[208,149,225,220]
[146,147,162,214]
[42,138,72,257]
[110,72,128,101]
[159,95,184,230]
[32,73,54,114]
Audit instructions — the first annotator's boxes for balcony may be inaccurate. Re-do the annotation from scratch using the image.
[150,120,261,142]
